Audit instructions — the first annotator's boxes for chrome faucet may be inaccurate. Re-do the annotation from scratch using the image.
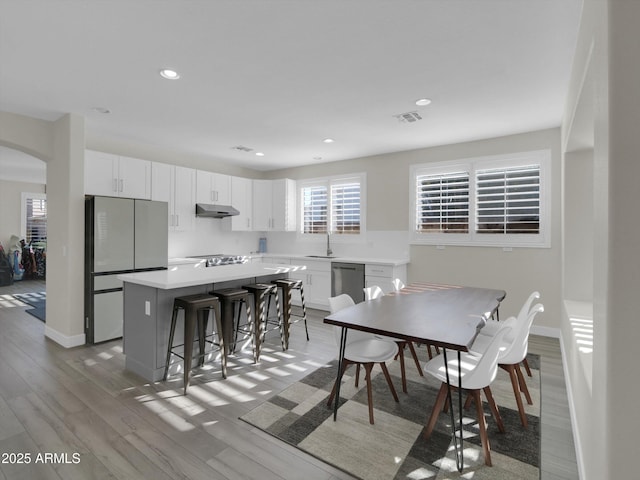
[326,232,333,257]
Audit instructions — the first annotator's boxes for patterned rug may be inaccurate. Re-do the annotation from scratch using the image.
[13,292,46,322]
[240,351,540,480]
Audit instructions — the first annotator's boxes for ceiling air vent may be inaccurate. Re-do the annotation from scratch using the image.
[231,145,253,152]
[393,111,423,123]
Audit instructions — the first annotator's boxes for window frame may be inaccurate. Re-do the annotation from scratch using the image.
[410,150,551,248]
[298,173,366,242]
[21,192,47,245]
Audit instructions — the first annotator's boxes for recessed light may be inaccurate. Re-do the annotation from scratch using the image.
[323,138,334,143]
[255,152,265,156]
[415,98,432,106]
[159,69,180,80]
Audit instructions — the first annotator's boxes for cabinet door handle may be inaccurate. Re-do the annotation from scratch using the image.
[119,179,124,192]
[113,178,118,192]
[247,218,250,228]
[176,214,180,227]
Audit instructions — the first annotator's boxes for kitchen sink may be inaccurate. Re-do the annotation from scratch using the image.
[305,255,337,258]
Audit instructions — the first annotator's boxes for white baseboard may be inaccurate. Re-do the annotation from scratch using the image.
[44,326,85,348]
[530,324,560,338]
[559,330,586,480]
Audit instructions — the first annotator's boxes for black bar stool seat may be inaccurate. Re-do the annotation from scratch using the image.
[272,278,309,349]
[210,288,254,363]
[163,293,224,395]
[242,283,283,360]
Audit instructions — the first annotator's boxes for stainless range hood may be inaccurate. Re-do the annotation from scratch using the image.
[195,203,240,218]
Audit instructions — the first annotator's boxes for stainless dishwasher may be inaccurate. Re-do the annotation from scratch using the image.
[331,262,365,303]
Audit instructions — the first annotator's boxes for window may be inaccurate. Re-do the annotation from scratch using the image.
[416,171,469,234]
[21,192,47,245]
[411,150,550,247]
[476,165,540,235]
[300,174,365,236]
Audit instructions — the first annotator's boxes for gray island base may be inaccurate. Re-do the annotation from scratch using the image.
[119,263,305,382]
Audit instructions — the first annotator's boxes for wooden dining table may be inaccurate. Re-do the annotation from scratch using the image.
[323,282,506,472]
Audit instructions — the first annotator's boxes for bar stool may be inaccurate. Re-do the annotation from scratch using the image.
[242,283,283,361]
[272,278,309,350]
[163,293,224,395]
[210,288,254,363]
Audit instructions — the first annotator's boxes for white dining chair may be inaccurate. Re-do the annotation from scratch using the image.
[326,294,399,424]
[363,285,424,393]
[470,303,544,427]
[477,291,540,377]
[423,326,512,467]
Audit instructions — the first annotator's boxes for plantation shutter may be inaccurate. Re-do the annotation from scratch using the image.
[416,171,469,233]
[26,197,47,243]
[476,164,540,234]
[331,181,360,234]
[302,185,328,234]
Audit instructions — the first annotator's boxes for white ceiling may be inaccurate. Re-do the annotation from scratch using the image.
[0,0,582,172]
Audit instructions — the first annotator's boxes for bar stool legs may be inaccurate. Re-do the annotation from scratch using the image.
[273,278,309,350]
[163,294,224,395]
[211,288,254,363]
[242,283,281,361]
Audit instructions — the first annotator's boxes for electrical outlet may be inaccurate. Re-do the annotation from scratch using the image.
[145,301,151,316]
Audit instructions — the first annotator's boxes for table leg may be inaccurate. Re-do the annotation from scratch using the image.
[332,327,348,421]
[442,349,465,473]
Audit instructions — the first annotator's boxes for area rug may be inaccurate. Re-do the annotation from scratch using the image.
[240,352,540,480]
[13,292,46,322]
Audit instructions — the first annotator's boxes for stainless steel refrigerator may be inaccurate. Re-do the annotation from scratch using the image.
[84,196,168,344]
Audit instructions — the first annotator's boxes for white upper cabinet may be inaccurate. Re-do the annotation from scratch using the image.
[230,176,253,231]
[196,170,231,205]
[252,178,296,231]
[85,150,151,199]
[151,162,195,232]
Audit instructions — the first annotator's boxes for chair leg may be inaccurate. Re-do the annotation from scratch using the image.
[483,386,505,433]
[522,357,532,377]
[298,284,309,341]
[364,363,375,424]
[426,344,434,360]
[515,362,533,404]
[407,341,424,376]
[504,364,528,427]
[163,306,179,381]
[355,364,361,388]
[212,303,226,379]
[424,383,448,440]
[379,362,399,402]
[472,389,492,467]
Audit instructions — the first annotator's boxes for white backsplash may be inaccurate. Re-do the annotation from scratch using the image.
[168,216,262,258]
[168,220,410,260]
[264,230,410,259]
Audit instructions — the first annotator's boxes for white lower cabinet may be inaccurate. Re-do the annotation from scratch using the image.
[289,259,331,309]
[365,263,407,294]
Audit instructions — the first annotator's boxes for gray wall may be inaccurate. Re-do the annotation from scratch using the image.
[267,128,562,333]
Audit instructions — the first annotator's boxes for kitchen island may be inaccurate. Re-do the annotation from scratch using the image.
[118,262,306,382]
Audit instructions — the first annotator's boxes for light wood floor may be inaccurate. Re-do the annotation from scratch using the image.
[0,280,578,480]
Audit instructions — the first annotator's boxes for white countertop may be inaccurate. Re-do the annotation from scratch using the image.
[119,262,306,290]
[256,253,409,266]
